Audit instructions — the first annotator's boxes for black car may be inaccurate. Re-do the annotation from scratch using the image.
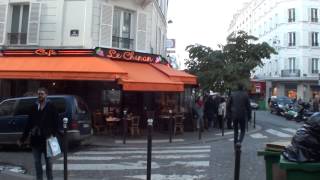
[0,95,92,145]
[269,96,293,115]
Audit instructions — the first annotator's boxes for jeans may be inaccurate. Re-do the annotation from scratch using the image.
[32,147,53,180]
[233,117,246,144]
[197,116,204,129]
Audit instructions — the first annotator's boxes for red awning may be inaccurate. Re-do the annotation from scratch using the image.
[151,63,197,85]
[0,56,127,81]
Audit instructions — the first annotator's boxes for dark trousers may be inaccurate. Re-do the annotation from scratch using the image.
[233,117,246,144]
[32,147,53,180]
[206,115,214,129]
[217,115,223,129]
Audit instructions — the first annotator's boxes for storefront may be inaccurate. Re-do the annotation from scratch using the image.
[0,48,197,133]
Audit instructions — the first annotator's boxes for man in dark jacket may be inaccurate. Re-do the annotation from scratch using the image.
[18,87,59,180]
[227,83,251,145]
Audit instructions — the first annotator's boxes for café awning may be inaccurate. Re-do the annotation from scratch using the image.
[115,61,184,92]
[151,63,197,85]
[0,56,128,81]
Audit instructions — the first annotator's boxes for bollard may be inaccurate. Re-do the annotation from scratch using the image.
[146,118,153,180]
[169,110,173,143]
[222,117,225,136]
[63,117,69,180]
[253,111,256,129]
[246,116,249,132]
[234,143,241,180]
[198,119,202,140]
[123,110,127,144]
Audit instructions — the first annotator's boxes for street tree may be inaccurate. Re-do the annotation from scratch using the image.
[185,31,277,93]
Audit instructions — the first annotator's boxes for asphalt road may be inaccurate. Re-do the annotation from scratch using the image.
[0,110,304,180]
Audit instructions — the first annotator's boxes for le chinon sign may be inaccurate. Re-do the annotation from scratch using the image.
[0,48,164,64]
[95,48,162,63]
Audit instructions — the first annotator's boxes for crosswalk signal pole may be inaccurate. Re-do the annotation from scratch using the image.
[253,111,256,129]
[146,118,153,180]
[63,118,69,180]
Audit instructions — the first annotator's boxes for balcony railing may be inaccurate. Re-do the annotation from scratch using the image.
[7,33,27,45]
[312,70,319,74]
[281,69,301,77]
[311,18,318,22]
[112,36,134,50]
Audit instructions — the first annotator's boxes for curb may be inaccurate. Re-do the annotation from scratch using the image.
[0,171,33,180]
[84,124,262,147]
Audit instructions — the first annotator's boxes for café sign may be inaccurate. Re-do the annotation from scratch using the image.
[95,48,162,63]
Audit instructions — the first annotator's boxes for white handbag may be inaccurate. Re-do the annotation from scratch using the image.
[46,136,61,157]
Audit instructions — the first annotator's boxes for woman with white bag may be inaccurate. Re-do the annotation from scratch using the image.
[18,87,60,180]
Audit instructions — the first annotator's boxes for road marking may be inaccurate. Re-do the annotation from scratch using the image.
[266,129,292,138]
[229,138,234,141]
[216,131,234,135]
[250,133,268,139]
[90,145,211,151]
[51,161,209,171]
[115,139,184,144]
[74,149,210,155]
[58,154,210,161]
[125,174,206,180]
[52,161,160,171]
[281,128,296,134]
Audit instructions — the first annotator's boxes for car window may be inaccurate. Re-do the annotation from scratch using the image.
[0,100,16,116]
[15,98,36,115]
[75,97,88,114]
[49,98,67,114]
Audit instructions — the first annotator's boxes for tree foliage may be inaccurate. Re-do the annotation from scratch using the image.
[185,31,277,93]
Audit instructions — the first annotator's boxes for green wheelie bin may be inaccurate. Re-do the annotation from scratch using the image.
[279,156,320,180]
[258,150,286,180]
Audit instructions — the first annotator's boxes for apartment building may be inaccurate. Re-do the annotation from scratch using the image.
[0,0,168,56]
[228,0,320,101]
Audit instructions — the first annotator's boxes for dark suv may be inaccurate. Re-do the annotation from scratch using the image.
[0,95,92,145]
[269,96,293,115]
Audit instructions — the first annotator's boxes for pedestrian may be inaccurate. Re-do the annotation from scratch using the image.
[313,95,319,112]
[18,87,59,180]
[212,93,220,128]
[217,97,227,129]
[204,91,215,130]
[193,96,204,131]
[227,83,251,145]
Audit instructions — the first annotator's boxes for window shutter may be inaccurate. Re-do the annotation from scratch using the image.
[284,32,288,46]
[308,8,311,22]
[99,4,113,47]
[309,58,313,73]
[136,12,147,52]
[295,32,298,46]
[309,32,312,46]
[0,4,8,45]
[284,58,289,70]
[27,2,41,45]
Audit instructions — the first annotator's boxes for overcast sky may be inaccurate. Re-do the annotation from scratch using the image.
[167,0,248,68]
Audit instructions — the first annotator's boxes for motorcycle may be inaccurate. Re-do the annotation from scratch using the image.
[284,102,314,122]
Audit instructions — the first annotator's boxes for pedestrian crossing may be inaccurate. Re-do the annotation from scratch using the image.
[249,128,297,139]
[53,145,211,179]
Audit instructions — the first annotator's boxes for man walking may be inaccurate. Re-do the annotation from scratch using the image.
[227,83,251,145]
[18,87,59,180]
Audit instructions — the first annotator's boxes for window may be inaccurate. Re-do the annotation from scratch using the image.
[312,32,319,46]
[9,4,29,45]
[75,97,88,114]
[288,8,295,22]
[311,8,318,22]
[312,58,319,73]
[49,98,66,114]
[289,57,296,71]
[15,98,36,115]
[112,8,135,49]
[288,32,296,46]
[0,100,16,116]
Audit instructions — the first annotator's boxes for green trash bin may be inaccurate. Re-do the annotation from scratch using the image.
[258,150,287,180]
[279,156,320,180]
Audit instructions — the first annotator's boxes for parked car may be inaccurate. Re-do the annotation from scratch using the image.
[0,95,92,145]
[269,96,293,115]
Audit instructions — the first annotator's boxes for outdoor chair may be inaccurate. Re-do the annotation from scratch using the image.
[174,113,185,135]
[129,115,140,136]
[92,111,105,134]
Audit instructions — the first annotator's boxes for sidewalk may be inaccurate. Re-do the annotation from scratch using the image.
[82,123,261,147]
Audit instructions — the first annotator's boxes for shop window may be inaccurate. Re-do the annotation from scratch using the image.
[112,8,135,49]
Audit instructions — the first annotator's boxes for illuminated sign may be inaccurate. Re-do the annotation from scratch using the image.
[35,49,57,56]
[0,49,94,57]
[95,48,162,63]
